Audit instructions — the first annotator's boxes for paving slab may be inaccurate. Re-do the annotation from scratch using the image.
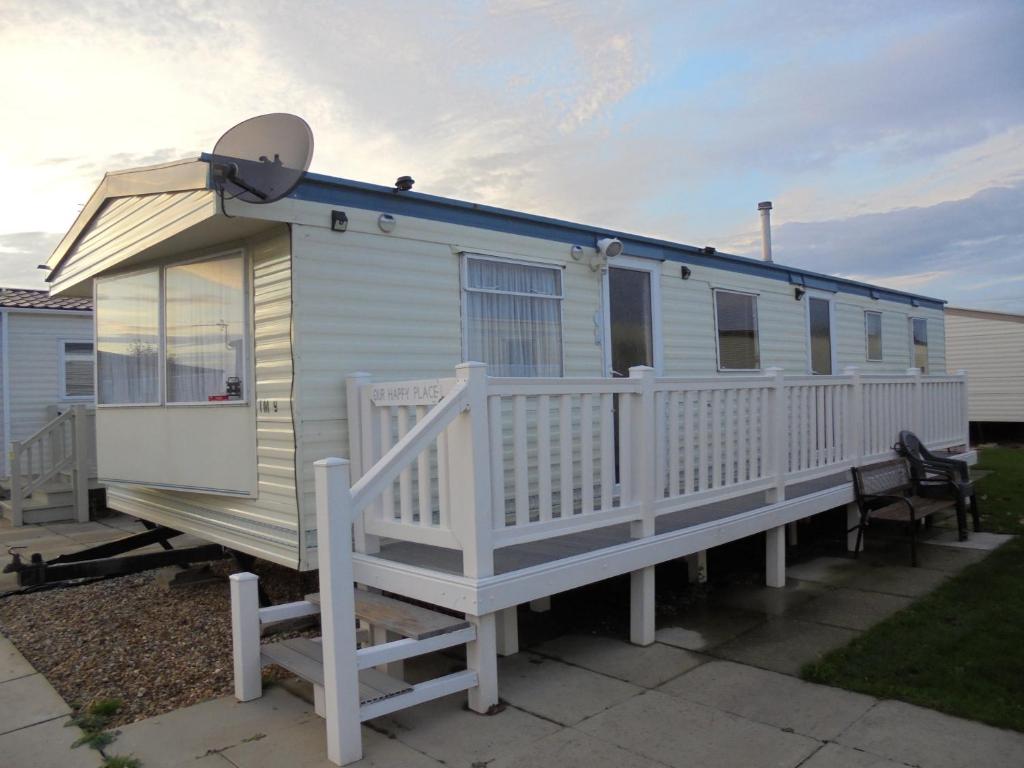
[838,699,1024,768]
[712,578,832,617]
[712,617,858,676]
[0,673,71,735]
[655,605,765,651]
[658,660,875,740]
[789,588,914,631]
[843,564,950,598]
[576,690,819,768]
[785,556,861,586]
[530,633,707,688]
[0,715,102,768]
[0,635,35,683]
[490,726,665,768]
[222,716,444,768]
[497,652,641,725]
[376,691,560,767]
[799,742,911,767]
[114,686,317,765]
[924,529,1014,551]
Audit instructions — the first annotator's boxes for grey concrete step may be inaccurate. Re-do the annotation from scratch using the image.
[0,499,78,525]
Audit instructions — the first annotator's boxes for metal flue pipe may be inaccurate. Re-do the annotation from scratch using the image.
[758,201,773,262]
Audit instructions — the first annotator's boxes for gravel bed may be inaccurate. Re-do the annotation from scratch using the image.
[0,559,318,727]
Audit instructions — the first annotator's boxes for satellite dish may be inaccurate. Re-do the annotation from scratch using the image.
[210,113,314,204]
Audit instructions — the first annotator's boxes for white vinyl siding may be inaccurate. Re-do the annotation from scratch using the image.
[945,309,1023,422]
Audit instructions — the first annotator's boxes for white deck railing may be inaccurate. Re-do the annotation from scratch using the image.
[343,364,968,575]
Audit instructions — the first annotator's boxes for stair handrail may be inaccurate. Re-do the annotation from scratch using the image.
[9,405,90,526]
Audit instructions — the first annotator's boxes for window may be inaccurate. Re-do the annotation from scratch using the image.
[95,252,248,406]
[865,311,883,361]
[61,341,95,399]
[166,255,246,403]
[97,270,161,404]
[910,317,928,373]
[463,256,563,377]
[807,296,833,375]
[714,290,760,370]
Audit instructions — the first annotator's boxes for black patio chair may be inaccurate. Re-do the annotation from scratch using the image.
[895,430,980,541]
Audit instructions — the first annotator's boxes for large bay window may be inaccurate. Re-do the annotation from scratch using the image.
[714,289,760,371]
[463,256,563,377]
[96,252,247,406]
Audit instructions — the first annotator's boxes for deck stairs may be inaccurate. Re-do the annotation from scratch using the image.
[0,477,101,525]
[257,589,477,722]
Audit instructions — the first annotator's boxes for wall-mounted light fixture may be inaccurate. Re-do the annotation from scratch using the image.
[590,237,624,271]
[911,298,921,307]
[331,210,348,232]
[378,213,396,233]
[570,245,584,261]
[794,287,806,300]
[680,266,692,280]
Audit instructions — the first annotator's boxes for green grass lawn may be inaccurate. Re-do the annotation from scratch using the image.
[803,535,1024,731]
[804,441,1024,733]
[974,446,1024,535]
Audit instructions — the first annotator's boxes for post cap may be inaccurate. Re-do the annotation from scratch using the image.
[314,457,350,467]
[228,572,259,582]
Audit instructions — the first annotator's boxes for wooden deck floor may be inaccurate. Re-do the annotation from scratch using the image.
[372,471,850,577]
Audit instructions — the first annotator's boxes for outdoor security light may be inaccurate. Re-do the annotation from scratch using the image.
[596,237,624,259]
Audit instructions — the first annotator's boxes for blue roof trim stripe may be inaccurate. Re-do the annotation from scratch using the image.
[201,155,944,310]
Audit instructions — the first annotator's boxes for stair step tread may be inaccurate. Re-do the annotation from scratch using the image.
[0,499,75,513]
[307,590,470,641]
[261,637,411,704]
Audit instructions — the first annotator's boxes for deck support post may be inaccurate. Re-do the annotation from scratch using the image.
[846,502,861,552]
[229,572,262,702]
[628,366,657,647]
[956,370,969,448]
[765,525,786,588]
[529,597,551,613]
[496,606,519,656]
[686,550,707,584]
[844,366,863,467]
[467,612,499,713]
[315,458,363,766]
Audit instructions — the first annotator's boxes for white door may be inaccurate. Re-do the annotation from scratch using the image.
[602,257,662,377]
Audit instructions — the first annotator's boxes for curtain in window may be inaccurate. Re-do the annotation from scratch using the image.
[715,291,760,370]
[97,271,160,404]
[63,342,95,398]
[165,255,245,402]
[465,258,563,377]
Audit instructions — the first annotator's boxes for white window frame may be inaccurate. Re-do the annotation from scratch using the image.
[94,265,163,408]
[58,338,96,401]
[909,316,928,374]
[713,288,762,373]
[804,290,837,375]
[864,310,883,362]
[601,256,664,376]
[94,250,251,408]
[460,252,566,377]
[164,249,251,407]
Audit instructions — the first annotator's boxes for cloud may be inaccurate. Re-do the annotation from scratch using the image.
[0,233,59,289]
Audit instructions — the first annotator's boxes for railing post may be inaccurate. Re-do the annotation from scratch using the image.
[956,369,970,448]
[627,366,656,647]
[843,366,863,466]
[229,572,262,702]
[315,458,363,766]
[9,441,23,527]
[448,362,494,579]
[71,405,90,523]
[345,372,378,555]
[907,367,922,438]
[766,367,786,503]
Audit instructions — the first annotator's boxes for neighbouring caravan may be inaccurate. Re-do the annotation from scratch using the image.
[946,306,1024,424]
[0,288,97,525]
[44,158,955,570]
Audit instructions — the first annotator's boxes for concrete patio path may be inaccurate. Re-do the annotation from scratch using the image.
[2,515,1021,768]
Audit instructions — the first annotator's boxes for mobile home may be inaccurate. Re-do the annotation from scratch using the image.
[946,306,1024,424]
[45,157,971,758]
[0,288,96,524]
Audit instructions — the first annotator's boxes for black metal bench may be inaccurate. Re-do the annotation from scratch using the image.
[850,459,959,566]
[896,430,980,541]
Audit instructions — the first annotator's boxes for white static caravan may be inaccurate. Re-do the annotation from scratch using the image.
[945,306,1024,424]
[45,157,973,754]
[0,289,97,525]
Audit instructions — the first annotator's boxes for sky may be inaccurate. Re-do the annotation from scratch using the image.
[1,0,1022,310]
